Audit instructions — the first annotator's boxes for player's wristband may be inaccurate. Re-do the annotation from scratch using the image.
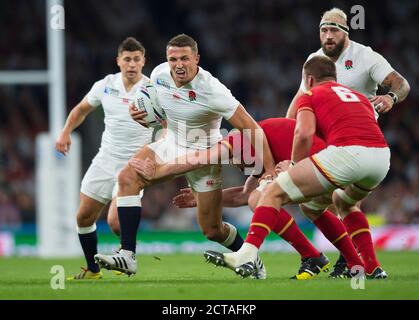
[387,92,398,105]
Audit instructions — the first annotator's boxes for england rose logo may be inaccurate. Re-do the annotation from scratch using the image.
[345,60,353,70]
[188,90,196,101]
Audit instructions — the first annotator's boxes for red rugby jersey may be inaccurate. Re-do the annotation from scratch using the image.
[295,81,388,147]
[224,118,326,163]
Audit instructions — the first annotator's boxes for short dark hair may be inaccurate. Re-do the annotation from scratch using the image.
[166,34,198,53]
[118,37,146,55]
[303,56,337,81]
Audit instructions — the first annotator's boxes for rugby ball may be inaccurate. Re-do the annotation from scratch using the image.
[134,83,166,128]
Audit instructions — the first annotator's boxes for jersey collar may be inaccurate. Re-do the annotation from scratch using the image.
[336,40,353,64]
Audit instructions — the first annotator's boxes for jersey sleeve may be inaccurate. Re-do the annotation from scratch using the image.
[295,92,314,113]
[367,48,394,85]
[86,78,106,107]
[209,77,240,120]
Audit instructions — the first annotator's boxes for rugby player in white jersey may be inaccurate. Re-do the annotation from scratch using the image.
[286,8,410,278]
[94,34,276,278]
[55,37,154,280]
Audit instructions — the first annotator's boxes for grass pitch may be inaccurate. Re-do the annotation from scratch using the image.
[1,251,418,300]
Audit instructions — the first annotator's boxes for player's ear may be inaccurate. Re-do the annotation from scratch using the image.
[308,76,314,88]
[195,53,200,64]
[116,55,121,67]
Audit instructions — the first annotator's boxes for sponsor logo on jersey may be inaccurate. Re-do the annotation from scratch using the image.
[156,78,171,89]
[104,87,120,96]
[345,59,353,70]
[206,178,222,186]
[188,90,196,101]
[122,98,130,104]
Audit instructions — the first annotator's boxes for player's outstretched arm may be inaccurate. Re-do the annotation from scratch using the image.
[222,175,259,207]
[173,175,259,209]
[55,97,95,155]
[286,89,305,119]
[228,104,276,176]
[129,141,231,180]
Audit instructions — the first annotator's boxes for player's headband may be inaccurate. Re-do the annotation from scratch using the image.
[319,21,349,34]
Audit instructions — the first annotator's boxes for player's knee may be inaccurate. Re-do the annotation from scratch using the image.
[76,209,96,227]
[257,183,287,208]
[300,204,323,221]
[118,167,135,187]
[248,190,260,211]
[332,190,358,217]
[118,166,144,190]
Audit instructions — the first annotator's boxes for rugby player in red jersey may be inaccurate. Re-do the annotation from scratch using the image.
[130,117,365,279]
[206,56,390,279]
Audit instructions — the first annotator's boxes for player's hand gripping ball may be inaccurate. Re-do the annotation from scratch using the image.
[133,83,166,128]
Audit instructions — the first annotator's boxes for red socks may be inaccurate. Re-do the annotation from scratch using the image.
[245,206,278,249]
[343,211,380,274]
[245,206,320,260]
[273,208,320,259]
[313,210,363,269]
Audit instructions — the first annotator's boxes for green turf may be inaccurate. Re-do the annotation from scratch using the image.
[0,251,418,300]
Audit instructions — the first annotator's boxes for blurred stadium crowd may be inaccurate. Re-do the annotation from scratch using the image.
[0,0,418,229]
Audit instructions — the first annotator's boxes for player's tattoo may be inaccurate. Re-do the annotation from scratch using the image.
[381,71,410,103]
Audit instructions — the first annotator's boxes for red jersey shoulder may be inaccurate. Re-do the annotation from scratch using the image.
[295,91,313,113]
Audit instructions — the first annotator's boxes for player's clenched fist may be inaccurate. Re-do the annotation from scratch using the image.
[55,131,71,155]
[370,95,394,114]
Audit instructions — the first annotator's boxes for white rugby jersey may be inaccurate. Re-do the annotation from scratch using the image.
[150,62,239,149]
[86,73,153,159]
[300,41,394,116]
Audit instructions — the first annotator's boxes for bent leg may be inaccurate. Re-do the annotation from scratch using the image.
[245,157,330,251]
[117,146,160,253]
[195,189,244,251]
[195,189,227,243]
[222,158,330,270]
[301,200,363,270]
[333,185,381,275]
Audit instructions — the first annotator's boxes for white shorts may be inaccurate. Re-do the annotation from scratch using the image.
[81,151,144,204]
[147,138,223,192]
[310,145,391,191]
